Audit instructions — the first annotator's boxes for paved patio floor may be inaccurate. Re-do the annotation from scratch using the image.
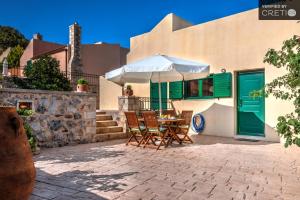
[30,135,300,200]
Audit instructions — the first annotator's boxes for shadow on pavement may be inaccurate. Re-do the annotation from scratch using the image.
[34,145,126,164]
[31,168,138,200]
[190,134,276,146]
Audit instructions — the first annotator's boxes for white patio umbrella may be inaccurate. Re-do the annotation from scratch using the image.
[105,54,209,115]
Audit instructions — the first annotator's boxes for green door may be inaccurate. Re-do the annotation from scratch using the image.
[150,82,167,110]
[237,71,265,137]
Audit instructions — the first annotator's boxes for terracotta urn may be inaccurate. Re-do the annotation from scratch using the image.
[77,84,89,92]
[124,85,133,96]
[124,89,133,96]
[0,106,36,199]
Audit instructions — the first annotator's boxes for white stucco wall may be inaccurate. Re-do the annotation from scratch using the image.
[127,9,299,142]
[99,76,123,110]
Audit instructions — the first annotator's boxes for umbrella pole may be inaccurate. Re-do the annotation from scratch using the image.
[158,73,162,117]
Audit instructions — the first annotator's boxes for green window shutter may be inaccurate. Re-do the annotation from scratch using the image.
[213,72,232,98]
[150,82,159,110]
[27,60,32,66]
[150,82,167,110]
[198,79,203,98]
[169,81,183,99]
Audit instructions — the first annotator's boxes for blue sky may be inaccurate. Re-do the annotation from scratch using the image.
[0,0,257,48]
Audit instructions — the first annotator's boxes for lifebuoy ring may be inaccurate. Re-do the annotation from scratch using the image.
[192,113,205,133]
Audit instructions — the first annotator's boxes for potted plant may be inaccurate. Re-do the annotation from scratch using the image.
[77,78,89,92]
[124,85,133,96]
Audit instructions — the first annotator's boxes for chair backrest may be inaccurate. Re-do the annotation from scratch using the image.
[180,110,193,126]
[162,109,177,117]
[142,111,159,129]
[124,111,139,129]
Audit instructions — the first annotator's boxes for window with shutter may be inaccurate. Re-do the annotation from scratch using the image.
[184,78,213,99]
[169,81,183,99]
[213,72,232,98]
[202,78,213,97]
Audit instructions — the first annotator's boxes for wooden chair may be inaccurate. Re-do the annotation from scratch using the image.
[142,111,169,150]
[124,111,146,146]
[162,109,177,117]
[176,110,194,143]
[161,109,176,130]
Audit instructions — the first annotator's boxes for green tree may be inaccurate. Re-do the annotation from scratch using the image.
[0,26,28,53]
[7,45,24,68]
[252,35,300,147]
[24,56,72,91]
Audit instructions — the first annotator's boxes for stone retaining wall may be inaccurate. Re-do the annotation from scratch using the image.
[0,88,97,147]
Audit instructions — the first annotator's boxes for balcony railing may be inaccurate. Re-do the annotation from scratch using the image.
[119,96,174,112]
[61,71,101,109]
[61,71,100,93]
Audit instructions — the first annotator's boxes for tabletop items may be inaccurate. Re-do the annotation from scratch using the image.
[124,110,194,150]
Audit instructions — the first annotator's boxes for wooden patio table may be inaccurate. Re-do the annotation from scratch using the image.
[138,118,185,146]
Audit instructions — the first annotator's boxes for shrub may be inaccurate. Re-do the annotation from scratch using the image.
[17,109,33,116]
[126,85,132,90]
[10,76,33,89]
[77,78,88,85]
[252,35,300,147]
[23,56,72,91]
[23,122,36,152]
[17,109,36,152]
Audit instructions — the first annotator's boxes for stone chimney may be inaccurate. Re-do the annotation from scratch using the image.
[68,22,82,74]
[33,33,42,40]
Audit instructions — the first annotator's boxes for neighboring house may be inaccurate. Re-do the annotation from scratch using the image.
[19,22,128,109]
[124,8,299,142]
[20,23,129,77]
[20,34,65,75]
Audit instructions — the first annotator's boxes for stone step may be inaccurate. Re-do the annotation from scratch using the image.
[93,132,128,142]
[96,111,106,115]
[96,120,118,127]
[96,126,123,134]
[96,115,113,121]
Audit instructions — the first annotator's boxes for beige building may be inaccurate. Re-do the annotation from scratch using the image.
[20,23,129,76]
[20,23,128,109]
[120,8,299,142]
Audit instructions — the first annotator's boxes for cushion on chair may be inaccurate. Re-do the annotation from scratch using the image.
[130,125,146,132]
[178,125,189,129]
[169,125,189,129]
[148,127,167,132]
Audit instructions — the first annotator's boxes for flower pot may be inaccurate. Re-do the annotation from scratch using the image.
[0,106,36,199]
[124,89,133,96]
[77,84,89,92]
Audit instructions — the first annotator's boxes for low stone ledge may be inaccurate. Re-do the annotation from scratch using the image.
[0,88,97,97]
[0,88,97,148]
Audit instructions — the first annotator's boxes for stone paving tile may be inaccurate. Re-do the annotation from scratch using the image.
[29,195,48,200]
[31,135,300,200]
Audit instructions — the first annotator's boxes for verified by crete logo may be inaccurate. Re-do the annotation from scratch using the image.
[259,0,300,20]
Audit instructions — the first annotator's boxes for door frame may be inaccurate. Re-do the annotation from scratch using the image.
[234,69,266,140]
